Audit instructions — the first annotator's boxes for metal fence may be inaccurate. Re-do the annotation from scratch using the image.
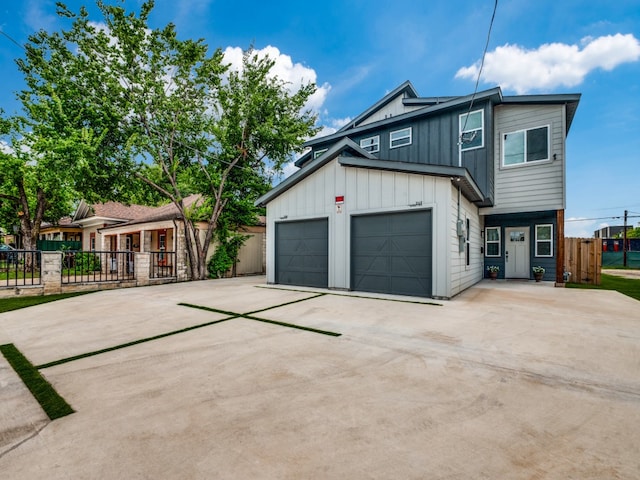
[150,251,176,279]
[61,251,135,284]
[0,250,42,287]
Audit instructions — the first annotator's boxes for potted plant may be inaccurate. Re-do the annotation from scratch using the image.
[532,266,545,282]
[486,265,499,280]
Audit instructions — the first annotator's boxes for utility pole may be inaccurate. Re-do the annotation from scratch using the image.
[623,209,628,267]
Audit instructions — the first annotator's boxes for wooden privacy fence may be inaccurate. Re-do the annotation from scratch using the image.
[564,237,601,285]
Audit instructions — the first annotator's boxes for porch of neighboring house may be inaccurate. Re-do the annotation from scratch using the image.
[100,225,178,279]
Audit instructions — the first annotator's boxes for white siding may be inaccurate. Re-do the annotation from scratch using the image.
[358,95,423,127]
[266,158,455,298]
[481,104,566,215]
[449,185,484,296]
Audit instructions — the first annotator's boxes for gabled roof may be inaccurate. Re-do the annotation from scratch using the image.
[72,199,156,223]
[98,195,202,230]
[256,138,376,207]
[303,87,504,150]
[337,80,419,133]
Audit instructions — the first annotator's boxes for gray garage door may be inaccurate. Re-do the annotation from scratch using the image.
[275,219,328,288]
[351,210,432,297]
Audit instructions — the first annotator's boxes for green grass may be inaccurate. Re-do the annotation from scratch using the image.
[566,273,640,302]
[0,292,92,313]
[0,343,74,420]
[37,315,237,369]
[0,270,41,281]
[179,300,342,337]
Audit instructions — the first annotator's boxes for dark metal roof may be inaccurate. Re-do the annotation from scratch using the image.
[304,87,503,149]
[502,93,581,132]
[255,138,376,207]
[337,158,485,203]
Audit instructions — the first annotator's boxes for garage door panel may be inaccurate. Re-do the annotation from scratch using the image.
[351,210,432,297]
[353,255,389,273]
[276,219,328,288]
[390,256,431,275]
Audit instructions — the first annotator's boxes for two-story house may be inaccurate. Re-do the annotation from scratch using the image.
[256,81,580,298]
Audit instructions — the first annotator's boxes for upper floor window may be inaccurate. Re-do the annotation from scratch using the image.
[360,135,380,153]
[313,148,328,159]
[459,110,484,151]
[390,127,412,148]
[503,126,549,166]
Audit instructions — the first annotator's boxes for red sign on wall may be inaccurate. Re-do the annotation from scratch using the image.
[335,196,344,204]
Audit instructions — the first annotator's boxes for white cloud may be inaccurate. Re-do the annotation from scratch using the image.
[456,33,640,94]
[0,140,13,154]
[222,46,331,112]
[24,0,58,32]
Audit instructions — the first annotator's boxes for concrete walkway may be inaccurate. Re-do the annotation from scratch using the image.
[1,277,639,479]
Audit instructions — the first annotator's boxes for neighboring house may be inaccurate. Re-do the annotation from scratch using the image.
[256,81,580,298]
[593,225,633,239]
[39,217,83,244]
[70,196,265,277]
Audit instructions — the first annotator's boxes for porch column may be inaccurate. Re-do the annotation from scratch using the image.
[135,252,150,286]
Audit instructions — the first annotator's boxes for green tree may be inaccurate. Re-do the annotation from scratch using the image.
[0,114,98,255]
[626,227,640,238]
[19,0,317,279]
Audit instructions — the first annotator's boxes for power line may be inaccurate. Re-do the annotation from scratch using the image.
[459,0,498,146]
[0,29,24,50]
[566,215,640,222]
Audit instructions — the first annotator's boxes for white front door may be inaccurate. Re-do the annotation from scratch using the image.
[505,227,530,278]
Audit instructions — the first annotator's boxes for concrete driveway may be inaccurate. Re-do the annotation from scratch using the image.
[1,277,639,479]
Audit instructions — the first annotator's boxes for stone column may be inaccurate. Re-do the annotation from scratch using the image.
[42,251,62,295]
[135,252,150,286]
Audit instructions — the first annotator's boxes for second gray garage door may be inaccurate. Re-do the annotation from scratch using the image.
[275,219,328,288]
[351,210,432,297]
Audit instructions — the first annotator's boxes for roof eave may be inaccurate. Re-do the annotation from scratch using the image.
[338,157,485,203]
[256,138,376,207]
[305,87,503,148]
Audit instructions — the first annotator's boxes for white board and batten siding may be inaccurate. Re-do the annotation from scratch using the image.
[481,104,566,216]
[266,157,455,298]
[358,95,423,127]
[449,185,484,297]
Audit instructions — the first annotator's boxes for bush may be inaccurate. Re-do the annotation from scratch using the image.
[74,252,101,272]
[207,233,247,279]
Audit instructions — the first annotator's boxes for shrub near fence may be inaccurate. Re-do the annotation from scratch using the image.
[62,251,135,284]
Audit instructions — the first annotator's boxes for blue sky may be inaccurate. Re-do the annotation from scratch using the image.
[1,0,639,236]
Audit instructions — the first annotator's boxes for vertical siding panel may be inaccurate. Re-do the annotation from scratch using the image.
[356,169,369,209]
[394,173,409,206]
[409,175,423,204]
[381,172,394,207]
[369,171,382,209]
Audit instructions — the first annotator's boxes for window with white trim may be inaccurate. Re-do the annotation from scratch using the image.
[503,126,549,166]
[313,148,328,159]
[485,227,500,257]
[390,127,412,148]
[360,135,380,153]
[535,224,553,257]
[459,110,484,151]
